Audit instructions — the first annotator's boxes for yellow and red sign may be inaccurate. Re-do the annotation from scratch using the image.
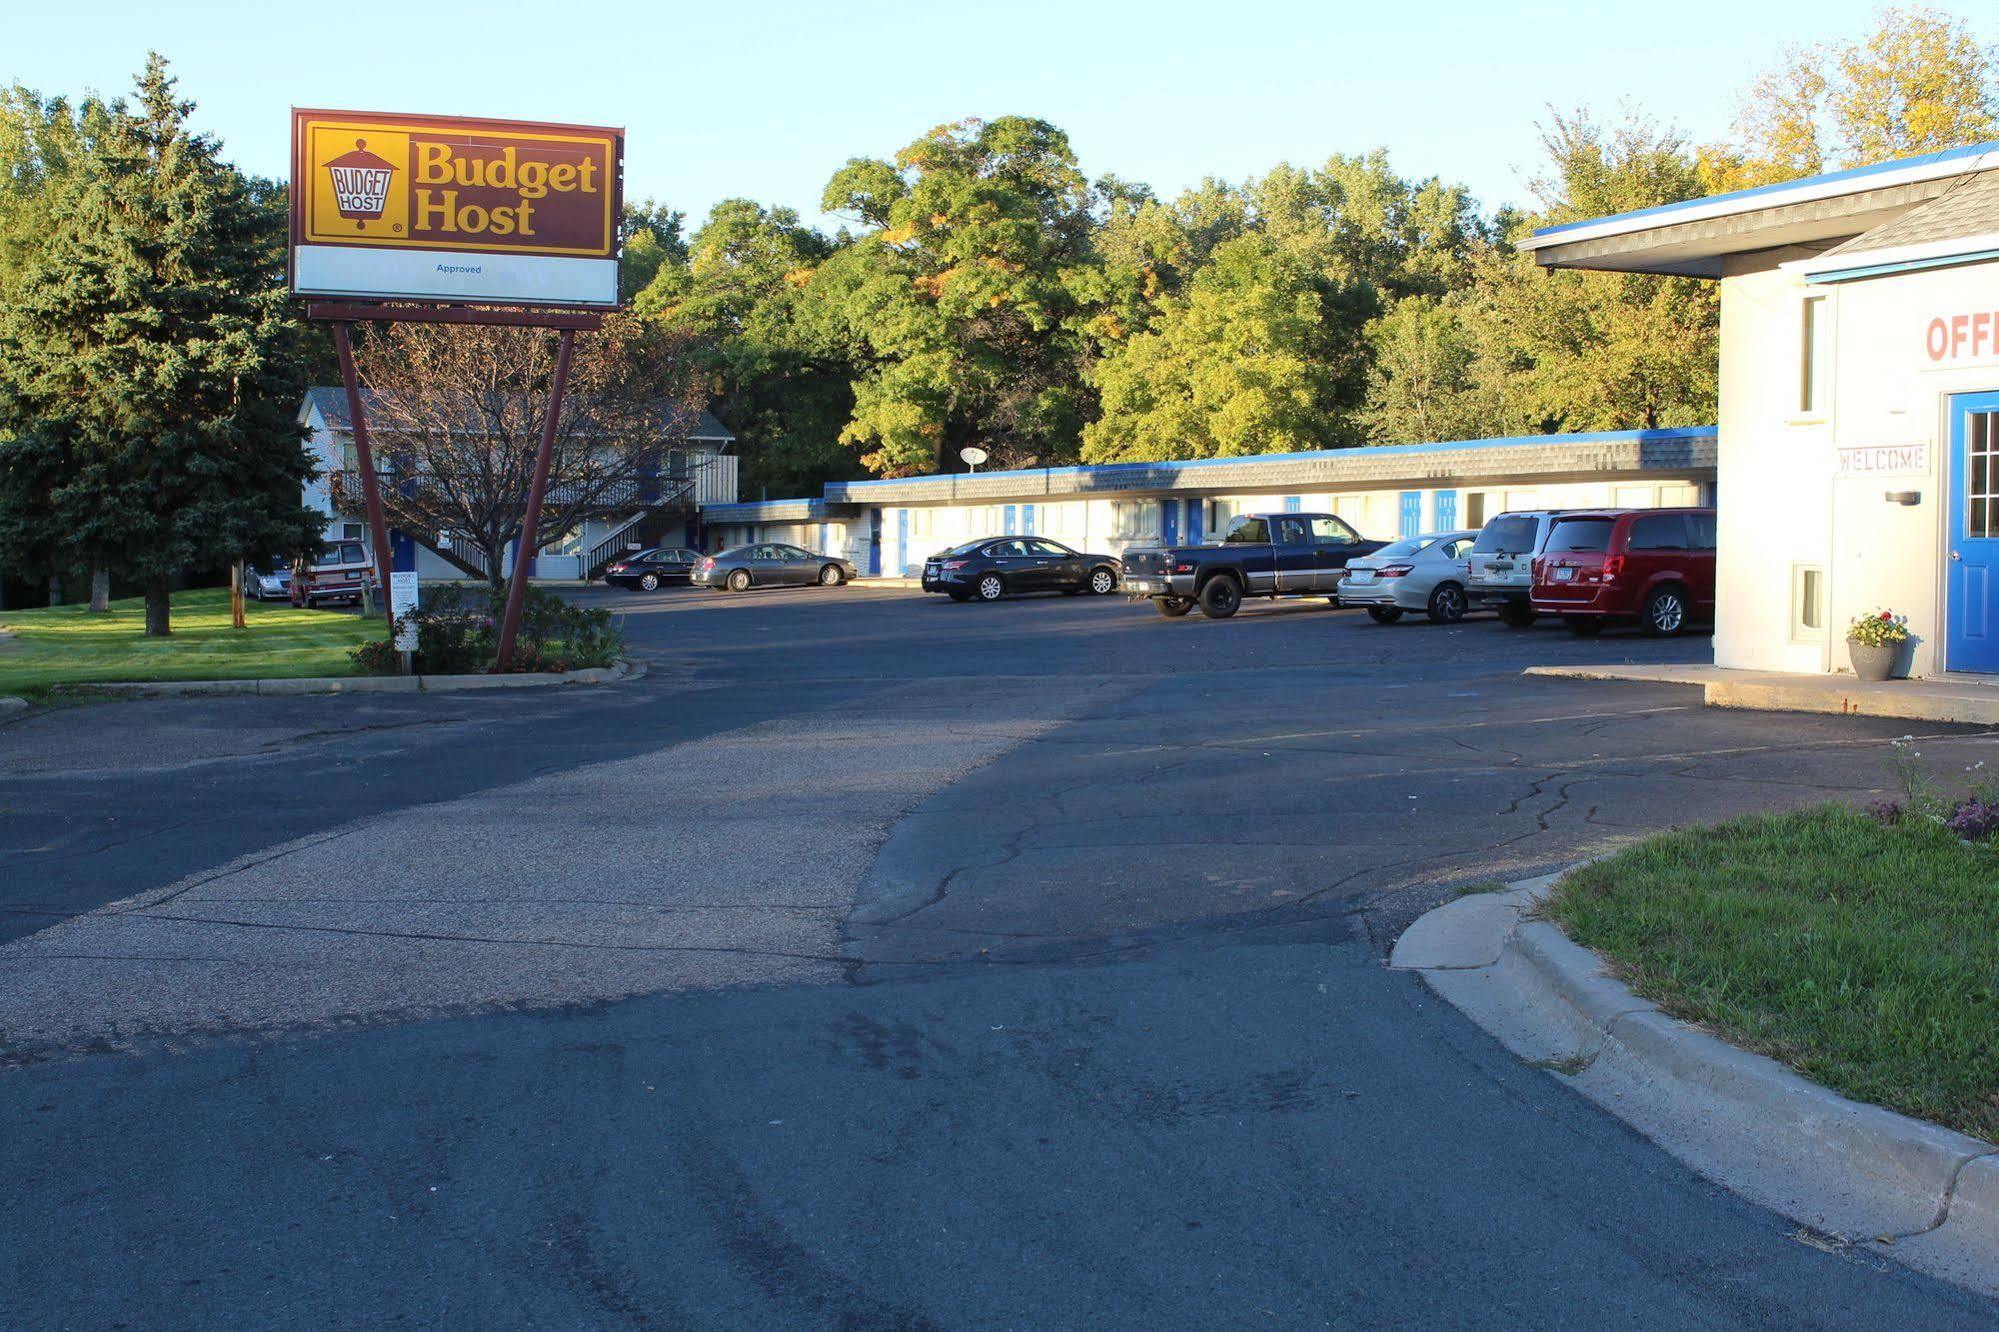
[290,109,623,308]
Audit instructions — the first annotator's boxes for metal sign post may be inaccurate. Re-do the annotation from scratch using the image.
[493,327,577,674]
[331,322,399,639]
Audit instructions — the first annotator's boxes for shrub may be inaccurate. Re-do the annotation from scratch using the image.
[397,583,625,674]
[350,638,402,675]
[1945,796,1999,842]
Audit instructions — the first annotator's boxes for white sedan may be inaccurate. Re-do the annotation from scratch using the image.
[245,563,292,601]
[1337,530,1481,624]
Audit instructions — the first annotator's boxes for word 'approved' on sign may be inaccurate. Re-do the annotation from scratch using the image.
[289,109,623,309]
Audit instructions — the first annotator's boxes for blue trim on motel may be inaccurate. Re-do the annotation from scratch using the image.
[1529,139,1999,240]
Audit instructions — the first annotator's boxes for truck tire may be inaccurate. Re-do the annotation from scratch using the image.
[1196,575,1242,619]
[1154,596,1194,618]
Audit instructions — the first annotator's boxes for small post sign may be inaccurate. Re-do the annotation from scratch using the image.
[290,109,624,308]
[390,571,420,655]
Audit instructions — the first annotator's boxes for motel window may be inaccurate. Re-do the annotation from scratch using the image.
[1971,412,1995,540]
[1792,566,1826,641]
[1465,492,1486,528]
[1800,295,1829,415]
[341,523,363,541]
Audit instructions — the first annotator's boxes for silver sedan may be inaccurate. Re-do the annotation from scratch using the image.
[1337,530,1481,624]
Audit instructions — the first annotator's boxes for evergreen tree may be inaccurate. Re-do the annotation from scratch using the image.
[0,54,320,634]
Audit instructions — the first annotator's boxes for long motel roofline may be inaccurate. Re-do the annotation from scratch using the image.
[697,426,1717,523]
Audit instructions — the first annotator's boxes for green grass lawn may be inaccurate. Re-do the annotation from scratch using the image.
[0,587,376,695]
[1548,806,1999,1141]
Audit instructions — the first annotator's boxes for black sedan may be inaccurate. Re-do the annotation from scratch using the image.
[602,547,701,590]
[921,537,1122,602]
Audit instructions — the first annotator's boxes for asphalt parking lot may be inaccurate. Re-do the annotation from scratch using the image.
[3,583,1996,1326]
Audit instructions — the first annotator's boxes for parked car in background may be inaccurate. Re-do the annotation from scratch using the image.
[244,563,292,602]
[921,537,1121,602]
[1531,508,1718,636]
[1467,511,1564,627]
[1121,512,1385,619]
[289,540,377,608]
[1337,530,1480,624]
[695,543,856,592]
[602,547,701,591]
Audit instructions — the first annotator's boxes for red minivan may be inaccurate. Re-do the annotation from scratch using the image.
[1530,508,1716,636]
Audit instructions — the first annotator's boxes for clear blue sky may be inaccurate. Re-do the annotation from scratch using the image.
[11,0,1990,229]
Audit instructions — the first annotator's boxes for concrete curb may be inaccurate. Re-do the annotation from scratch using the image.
[49,657,646,700]
[1391,874,1999,1299]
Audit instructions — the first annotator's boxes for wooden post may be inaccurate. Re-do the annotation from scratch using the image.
[330,322,398,638]
[494,327,577,673]
[230,561,247,628]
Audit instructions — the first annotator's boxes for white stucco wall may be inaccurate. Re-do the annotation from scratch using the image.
[1716,251,1999,676]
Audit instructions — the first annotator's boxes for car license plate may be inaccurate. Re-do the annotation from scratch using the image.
[1350,571,1375,584]
[1553,567,1574,582]
[1128,579,1156,593]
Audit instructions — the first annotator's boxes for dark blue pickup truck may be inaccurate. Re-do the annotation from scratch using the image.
[1120,511,1387,618]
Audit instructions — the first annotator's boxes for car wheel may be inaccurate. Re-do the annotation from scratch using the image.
[975,572,1006,602]
[819,565,845,587]
[1154,596,1194,618]
[1498,601,1538,629]
[1427,582,1467,625]
[639,573,659,591]
[1087,566,1118,595]
[1642,585,1688,637]
[1565,616,1604,637]
[726,569,752,592]
[1196,575,1241,619]
[1367,607,1404,624]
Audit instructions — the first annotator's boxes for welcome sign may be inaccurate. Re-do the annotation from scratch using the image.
[290,109,623,308]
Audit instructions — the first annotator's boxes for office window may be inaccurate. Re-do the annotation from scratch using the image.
[1800,295,1829,415]
[1792,565,1825,640]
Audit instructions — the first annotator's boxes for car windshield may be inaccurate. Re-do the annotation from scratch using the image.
[1373,537,1437,560]
[1545,518,1615,553]
[1471,515,1539,554]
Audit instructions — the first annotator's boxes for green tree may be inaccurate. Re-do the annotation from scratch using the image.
[1081,233,1375,462]
[620,200,688,300]
[0,55,321,635]
[1702,5,1999,190]
[821,117,1096,475]
[636,198,859,496]
[1379,109,1719,438]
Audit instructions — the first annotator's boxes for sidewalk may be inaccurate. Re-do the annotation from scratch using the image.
[1527,663,1999,726]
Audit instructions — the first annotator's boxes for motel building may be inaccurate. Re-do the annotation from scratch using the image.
[1524,141,1999,680]
[696,428,1719,579]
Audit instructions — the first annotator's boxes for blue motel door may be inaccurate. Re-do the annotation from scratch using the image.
[1948,391,1999,672]
[1399,491,1422,538]
[1160,500,1180,546]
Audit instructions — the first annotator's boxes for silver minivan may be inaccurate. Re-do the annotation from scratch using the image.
[1466,511,1564,627]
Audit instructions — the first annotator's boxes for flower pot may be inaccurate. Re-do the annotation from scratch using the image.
[1847,639,1902,682]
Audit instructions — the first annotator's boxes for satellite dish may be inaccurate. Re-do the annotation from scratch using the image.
[959,446,988,472]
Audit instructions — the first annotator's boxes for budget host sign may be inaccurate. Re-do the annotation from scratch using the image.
[290,109,623,308]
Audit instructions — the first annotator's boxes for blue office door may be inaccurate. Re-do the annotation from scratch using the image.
[1188,501,1205,544]
[390,531,418,573]
[896,509,909,576]
[1399,491,1422,538]
[866,509,882,575]
[1947,392,1999,672]
[1434,490,1458,531]
[1022,505,1035,536]
[1283,495,1302,512]
[1161,500,1180,546]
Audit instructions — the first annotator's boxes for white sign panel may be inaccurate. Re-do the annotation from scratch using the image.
[390,571,420,652]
